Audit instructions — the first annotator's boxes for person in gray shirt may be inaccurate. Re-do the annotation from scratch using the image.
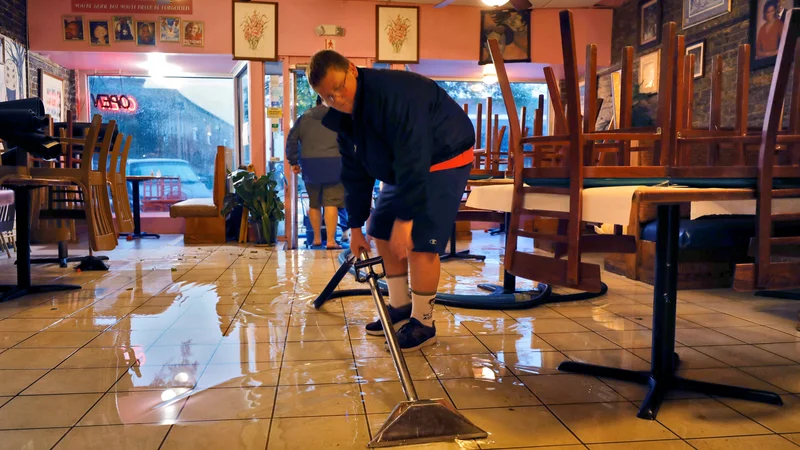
[287,96,346,249]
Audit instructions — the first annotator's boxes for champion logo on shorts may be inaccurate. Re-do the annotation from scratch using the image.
[429,239,437,245]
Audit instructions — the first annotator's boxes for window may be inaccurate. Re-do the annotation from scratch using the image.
[437,81,549,167]
[236,68,250,166]
[89,76,235,209]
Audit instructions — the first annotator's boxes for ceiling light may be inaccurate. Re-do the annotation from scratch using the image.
[481,0,508,6]
[482,65,498,84]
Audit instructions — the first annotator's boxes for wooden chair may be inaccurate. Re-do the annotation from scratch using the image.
[169,146,228,244]
[108,134,134,234]
[30,115,119,252]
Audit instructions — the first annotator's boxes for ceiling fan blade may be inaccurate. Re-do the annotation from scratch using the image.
[434,0,457,7]
[508,0,532,10]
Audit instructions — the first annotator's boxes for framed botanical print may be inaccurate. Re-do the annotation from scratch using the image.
[38,70,65,123]
[639,50,660,94]
[683,0,731,28]
[233,1,278,61]
[479,9,531,65]
[639,0,662,50]
[749,0,788,69]
[686,40,705,78]
[376,5,420,64]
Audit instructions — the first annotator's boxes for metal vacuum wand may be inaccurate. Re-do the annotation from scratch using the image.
[353,251,488,448]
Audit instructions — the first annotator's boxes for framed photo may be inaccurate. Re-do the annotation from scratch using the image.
[749,0,787,69]
[160,17,181,43]
[683,0,731,29]
[479,9,531,65]
[639,50,660,94]
[88,20,111,46]
[2,38,27,101]
[113,16,135,42]
[639,0,662,50]
[62,15,84,41]
[183,21,205,47]
[136,21,156,46]
[686,40,705,78]
[38,70,65,122]
[376,5,420,64]
[233,1,278,61]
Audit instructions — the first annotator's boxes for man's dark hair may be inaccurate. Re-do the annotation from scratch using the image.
[316,95,323,106]
[308,50,350,88]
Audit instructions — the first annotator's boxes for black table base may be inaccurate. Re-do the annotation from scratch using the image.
[2,186,81,302]
[440,224,485,262]
[29,242,108,268]
[124,179,160,240]
[558,204,783,419]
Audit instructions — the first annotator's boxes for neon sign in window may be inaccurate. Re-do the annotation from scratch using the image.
[91,94,138,113]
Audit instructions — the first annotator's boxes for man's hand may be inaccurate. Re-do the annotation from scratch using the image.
[389,219,413,260]
[349,227,371,255]
[291,165,301,175]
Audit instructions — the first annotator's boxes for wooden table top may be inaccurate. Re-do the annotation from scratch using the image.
[0,176,74,188]
[126,175,180,182]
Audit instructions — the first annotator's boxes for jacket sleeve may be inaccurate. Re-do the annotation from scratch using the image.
[380,95,432,222]
[286,116,303,166]
[339,136,375,229]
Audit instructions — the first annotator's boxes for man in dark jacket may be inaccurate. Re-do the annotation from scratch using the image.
[287,96,345,249]
[309,50,475,352]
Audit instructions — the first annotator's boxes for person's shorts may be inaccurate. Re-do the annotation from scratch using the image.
[306,182,345,209]
[367,164,471,254]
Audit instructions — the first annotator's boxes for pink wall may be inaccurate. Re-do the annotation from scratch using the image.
[29,0,612,67]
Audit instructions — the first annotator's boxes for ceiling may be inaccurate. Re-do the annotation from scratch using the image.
[39,52,240,76]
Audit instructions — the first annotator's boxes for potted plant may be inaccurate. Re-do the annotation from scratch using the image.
[222,168,285,245]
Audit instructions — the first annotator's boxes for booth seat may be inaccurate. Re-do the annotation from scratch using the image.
[169,146,228,244]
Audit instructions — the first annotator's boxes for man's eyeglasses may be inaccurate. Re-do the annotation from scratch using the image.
[326,70,348,104]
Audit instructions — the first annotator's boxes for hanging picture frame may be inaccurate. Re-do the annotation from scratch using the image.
[683,0,731,29]
[233,1,278,62]
[376,5,419,64]
[639,50,660,94]
[639,0,662,51]
[686,40,705,78]
[38,70,65,123]
[479,9,531,65]
[749,0,786,69]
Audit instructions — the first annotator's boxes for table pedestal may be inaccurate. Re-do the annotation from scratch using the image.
[119,179,160,240]
[440,223,485,262]
[557,204,783,419]
[2,187,81,302]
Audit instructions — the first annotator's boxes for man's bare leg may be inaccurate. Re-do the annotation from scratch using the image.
[324,206,339,248]
[309,207,323,246]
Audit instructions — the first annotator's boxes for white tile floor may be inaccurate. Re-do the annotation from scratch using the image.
[0,233,798,449]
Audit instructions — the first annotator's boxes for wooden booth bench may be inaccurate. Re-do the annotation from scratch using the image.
[169,146,227,244]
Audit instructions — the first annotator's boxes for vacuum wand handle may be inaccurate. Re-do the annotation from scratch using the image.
[359,250,419,402]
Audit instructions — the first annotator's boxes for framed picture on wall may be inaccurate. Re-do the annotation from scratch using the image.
[62,16,85,41]
[479,9,531,65]
[686,40,705,78]
[639,50,660,94]
[160,17,182,43]
[749,0,787,69]
[38,70,65,123]
[113,16,135,42]
[183,21,205,47]
[683,0,731,29]
[136,21,157,46]
[88,20,111,46]
[376,5,420,64]
[233,1,278,61]
[639,0,662,50]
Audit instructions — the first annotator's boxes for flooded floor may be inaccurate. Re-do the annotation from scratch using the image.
[0,233,799,449]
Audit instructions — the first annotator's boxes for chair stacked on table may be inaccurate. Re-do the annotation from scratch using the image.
[486,8,800,293]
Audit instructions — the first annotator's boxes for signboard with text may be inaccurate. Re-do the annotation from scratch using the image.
[72,0,193,14]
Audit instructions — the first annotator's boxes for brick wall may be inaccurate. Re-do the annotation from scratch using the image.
[611,0,788,130]
[1,0,77,115]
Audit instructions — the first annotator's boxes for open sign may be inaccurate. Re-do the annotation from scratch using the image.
[92,94,138,113]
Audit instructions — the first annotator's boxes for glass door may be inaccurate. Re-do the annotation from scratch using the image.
[291,68,319,248]
[235,67,250,167]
